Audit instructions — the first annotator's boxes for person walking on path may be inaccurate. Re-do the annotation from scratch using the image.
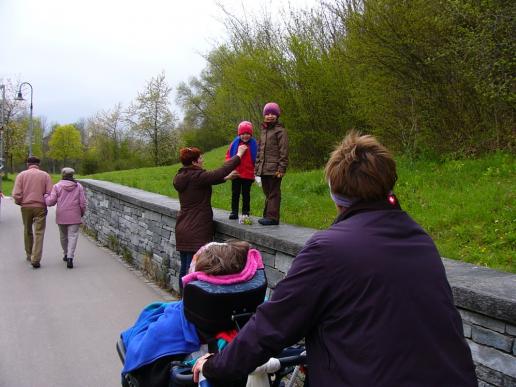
[45,167,86,269]
[12,156,53,268]
[193,131,476,386]
[254,102,288,226]
[225,121,258,220]
[173,144,247,296]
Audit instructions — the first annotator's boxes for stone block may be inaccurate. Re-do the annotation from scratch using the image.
[275,251,294,274]
[149,224,162,235]
[264,266,285,288]
[160,229,171,239]
[463,323,472,338]
[467,339,516,378]
[472,325,513,352]
[162,216,176,227]
[142,211,162,222]
[130,235,140,246]
[504,374,516,387]
[507,324,516,336]
[459,309,505,333]
[475,363,504,386]
[261,251,275,267]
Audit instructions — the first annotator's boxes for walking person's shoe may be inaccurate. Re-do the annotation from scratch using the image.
[228,212,238,220]
[63,255,68,262]
[258,218,279,226]
[67,258,73,269]
[31,262,41,269]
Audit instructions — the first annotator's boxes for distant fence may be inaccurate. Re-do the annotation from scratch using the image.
[80,179,516,386]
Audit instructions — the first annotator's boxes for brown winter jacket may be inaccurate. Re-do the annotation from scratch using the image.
[254,122,288,176]
[173,155,241,253]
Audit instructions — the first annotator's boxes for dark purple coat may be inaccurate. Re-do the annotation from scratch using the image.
[204,199,477,386]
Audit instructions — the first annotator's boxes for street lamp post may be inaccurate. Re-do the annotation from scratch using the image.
[0,84,5,195]
[15,82,34,157]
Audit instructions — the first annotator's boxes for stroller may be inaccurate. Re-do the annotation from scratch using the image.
[117,267,307,387]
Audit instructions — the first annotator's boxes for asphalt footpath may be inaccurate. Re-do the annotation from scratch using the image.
[0,196,177,387]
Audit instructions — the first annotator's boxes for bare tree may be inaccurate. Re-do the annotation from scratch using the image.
[127,72,178,166]
[88,103,127,160]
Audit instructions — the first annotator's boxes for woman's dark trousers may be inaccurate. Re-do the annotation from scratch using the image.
[231,178,253,215]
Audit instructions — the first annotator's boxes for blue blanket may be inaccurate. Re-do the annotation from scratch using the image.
[121,301,201,375]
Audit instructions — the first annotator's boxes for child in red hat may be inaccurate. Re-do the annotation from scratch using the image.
[225,121,258,220]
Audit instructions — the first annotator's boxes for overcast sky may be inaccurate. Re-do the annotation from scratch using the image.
[0,0,318,128]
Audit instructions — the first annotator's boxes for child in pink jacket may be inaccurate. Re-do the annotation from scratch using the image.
[45,167,86,268]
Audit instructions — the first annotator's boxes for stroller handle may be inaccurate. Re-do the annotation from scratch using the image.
[278,353,306,367]
[170,365,197,384]
[169,352,306,385]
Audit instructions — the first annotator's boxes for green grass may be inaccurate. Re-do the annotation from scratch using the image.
[81,149,513,273]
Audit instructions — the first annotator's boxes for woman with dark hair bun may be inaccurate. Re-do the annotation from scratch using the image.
[173,145,247,296]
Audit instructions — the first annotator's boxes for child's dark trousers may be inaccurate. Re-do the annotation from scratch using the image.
[261,175,282,222]
[231,178,253,215]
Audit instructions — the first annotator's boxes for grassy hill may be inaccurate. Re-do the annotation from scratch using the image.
[84,148,514,273]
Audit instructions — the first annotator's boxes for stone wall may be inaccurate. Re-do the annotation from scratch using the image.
[80,179,516,386]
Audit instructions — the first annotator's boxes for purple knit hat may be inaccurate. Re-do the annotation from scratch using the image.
[263,102,281,117]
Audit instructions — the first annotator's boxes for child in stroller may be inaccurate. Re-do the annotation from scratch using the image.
[118,241,306,387]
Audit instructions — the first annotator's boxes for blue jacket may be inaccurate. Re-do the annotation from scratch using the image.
[203,199,477,386]
[121,301,200,375]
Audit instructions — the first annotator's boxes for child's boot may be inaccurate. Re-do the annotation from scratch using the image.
[67,257,74,269]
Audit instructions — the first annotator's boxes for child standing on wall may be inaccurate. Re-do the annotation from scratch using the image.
[225,121,258,220]
[254,102,288,226]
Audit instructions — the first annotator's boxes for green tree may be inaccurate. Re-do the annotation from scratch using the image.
[48,124,84,167]
[177,0,514,166]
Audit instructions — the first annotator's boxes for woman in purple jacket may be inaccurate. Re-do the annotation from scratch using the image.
[45,167,86,269]
[193,131,477,386]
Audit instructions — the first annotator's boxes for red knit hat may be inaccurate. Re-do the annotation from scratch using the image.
[238,121,253,135]
[263,102,281,117]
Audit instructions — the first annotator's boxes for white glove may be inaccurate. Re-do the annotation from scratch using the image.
[255,176,262,187]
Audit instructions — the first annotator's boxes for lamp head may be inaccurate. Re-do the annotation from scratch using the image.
[15,91,24,101]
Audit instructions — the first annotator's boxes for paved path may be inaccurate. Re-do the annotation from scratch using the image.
[0,197,177,387]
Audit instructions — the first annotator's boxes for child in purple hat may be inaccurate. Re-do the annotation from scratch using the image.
[254,102,289,225]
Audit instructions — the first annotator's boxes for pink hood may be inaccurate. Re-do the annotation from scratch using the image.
[45,179,86,224]
[182,248,264,287]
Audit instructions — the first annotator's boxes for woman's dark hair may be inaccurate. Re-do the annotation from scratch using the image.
[324,130,397,201]
[179,147,202,166]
